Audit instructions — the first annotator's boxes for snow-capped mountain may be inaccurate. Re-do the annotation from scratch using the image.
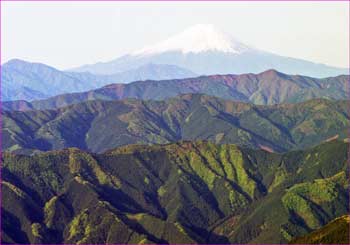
[132,24,252,55]
[72,24,348,78]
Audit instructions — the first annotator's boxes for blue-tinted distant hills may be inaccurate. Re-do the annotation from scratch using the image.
[2,59,87,101]
[1,59,196,101]
[3,69,349,112]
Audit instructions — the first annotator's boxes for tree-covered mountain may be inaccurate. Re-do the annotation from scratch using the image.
[290,215,350,244]
[1,59,195,101]
[2,140,349,244]
[4,69,348,110]
[2,94,349,154]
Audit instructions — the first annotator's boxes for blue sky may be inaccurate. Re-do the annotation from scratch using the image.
[2,1,349,69]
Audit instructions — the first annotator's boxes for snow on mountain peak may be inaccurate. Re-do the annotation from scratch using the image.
[132,24,252,56]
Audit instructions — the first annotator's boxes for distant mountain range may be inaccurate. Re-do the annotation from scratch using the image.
[4,69,349,110]
[2,140,348,244]
[71,24,349,78]
[3,94,349,154]
[2,25,348,103]
[2,23,349,245]
[1,59,195,101]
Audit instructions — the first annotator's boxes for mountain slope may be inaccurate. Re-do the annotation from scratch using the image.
[1,59,195,101]
[1,59,86,101]
[2,140,349,244]
[289,215,350,244]
[4,69,349,109]
[66,63,196,87]
[71,24,348,77]
[2,85,48,102]
[3,94,349,154]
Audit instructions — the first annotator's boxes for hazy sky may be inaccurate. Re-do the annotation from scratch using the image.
[2,1,349,70]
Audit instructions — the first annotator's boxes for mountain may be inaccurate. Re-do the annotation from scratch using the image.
[1,59,195,101]
[2,140,348,244]
[71,24,349,78]
[66,63,196,87]
[290,215,350,244]
[2,85,48,102]
[1,59,86,101]
[3,94,349,154]
[4,69,349,109]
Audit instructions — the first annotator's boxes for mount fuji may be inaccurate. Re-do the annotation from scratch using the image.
[71,24,348,78]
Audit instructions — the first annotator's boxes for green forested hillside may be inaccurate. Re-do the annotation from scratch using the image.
[2,140,348,244]
[3,94,349,154]
[290,215,350,244]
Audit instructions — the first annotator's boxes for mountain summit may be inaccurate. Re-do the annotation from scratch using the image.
[133,24,252,55]
[71,24,348,77]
